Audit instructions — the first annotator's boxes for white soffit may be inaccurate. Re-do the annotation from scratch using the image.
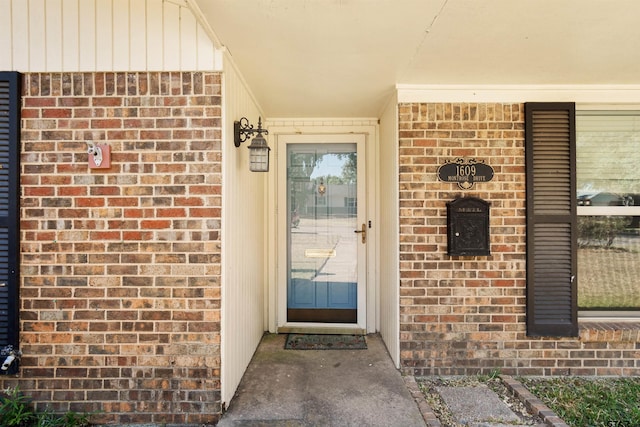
[194,0,640,117]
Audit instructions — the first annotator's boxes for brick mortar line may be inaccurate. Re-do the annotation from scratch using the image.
[501,375,570,427]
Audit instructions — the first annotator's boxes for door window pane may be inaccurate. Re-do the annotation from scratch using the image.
[287,144,358,322]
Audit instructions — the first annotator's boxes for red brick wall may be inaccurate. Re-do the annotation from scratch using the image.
[5,72,222,425]
[398,103,640,376]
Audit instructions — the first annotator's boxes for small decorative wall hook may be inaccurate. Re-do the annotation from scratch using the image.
[86,141,111,169]
[86,141,103,166]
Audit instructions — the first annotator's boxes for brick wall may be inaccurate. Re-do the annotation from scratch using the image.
[4,72,222,425]
[398,103,640,376]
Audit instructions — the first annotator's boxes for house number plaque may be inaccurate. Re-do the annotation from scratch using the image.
[438,158,494,190]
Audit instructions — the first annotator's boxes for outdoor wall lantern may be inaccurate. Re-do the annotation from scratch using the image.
[234,117,270,172]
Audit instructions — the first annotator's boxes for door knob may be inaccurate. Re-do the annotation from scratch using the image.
[354,223,366,244]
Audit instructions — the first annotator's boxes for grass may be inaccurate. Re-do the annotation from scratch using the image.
[518,377,640,427]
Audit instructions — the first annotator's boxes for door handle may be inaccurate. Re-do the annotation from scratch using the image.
[354,223,366,244]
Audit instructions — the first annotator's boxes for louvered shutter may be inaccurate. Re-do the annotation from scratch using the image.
[0,72,21,372]
[525,102,578,337]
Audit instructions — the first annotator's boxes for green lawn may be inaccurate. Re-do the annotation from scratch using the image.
[518,377,640,427]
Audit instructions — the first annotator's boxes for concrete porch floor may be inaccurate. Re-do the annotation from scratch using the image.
[217,333,426,426]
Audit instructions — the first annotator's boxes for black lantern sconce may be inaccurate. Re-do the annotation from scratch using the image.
[234,117,270,172]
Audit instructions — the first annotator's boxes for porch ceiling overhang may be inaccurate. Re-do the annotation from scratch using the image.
[193,0,640,118]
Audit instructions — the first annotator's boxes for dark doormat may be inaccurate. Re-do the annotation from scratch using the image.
[285,334,367,350]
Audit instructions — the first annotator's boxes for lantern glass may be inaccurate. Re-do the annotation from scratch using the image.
[248,134,270,172]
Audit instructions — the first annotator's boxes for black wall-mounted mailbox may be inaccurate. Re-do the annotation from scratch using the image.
[447,197,490,256]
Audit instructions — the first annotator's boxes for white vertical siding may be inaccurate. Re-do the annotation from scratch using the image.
[196,20,216,70]
[0,0,11,71]
[129,1,147,71]
[146,0,164,70]
[29,0,47,70]
[9,0,29,71]
[61,0,80,71]
[221,56,267,407]
[162,0,181,69]
[95,0,114,70]
[378,94,400,367]
[78,0,97,71]
[179,6,199,70]
[45,0,63,70]
[0,0,220,72]
[112,0,130,70]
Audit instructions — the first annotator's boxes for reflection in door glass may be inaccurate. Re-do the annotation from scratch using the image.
[287,144,358,323]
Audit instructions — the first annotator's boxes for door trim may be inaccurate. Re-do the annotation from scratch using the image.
[275,133,368,333]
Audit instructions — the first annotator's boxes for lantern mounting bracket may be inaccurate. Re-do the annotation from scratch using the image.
[234,117,268,147]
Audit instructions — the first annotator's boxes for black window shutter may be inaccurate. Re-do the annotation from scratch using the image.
[525,102,578,337]
[0,72,21,373]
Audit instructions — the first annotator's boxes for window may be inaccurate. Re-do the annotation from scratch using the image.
[576,111,640,315]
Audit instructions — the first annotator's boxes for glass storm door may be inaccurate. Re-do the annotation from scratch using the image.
[285,142,364,323]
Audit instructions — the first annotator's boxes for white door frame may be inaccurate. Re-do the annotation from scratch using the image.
[266,122,378,335]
